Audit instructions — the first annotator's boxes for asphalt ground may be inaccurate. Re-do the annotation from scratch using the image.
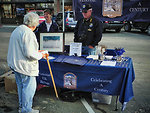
[0,25,150,113]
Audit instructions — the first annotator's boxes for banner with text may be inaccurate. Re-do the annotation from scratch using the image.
[72,0,150,22]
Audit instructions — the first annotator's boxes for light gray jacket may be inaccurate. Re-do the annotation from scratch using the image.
[7,25,42,76]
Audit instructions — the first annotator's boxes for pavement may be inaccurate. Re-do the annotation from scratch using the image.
[0,25,150,113]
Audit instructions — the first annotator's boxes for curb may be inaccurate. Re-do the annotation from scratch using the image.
[2,25,18,28]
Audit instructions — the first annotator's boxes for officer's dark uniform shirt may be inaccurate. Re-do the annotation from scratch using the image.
[74,16,102,47]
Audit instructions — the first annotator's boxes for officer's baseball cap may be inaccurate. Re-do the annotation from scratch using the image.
[82,4,92,13]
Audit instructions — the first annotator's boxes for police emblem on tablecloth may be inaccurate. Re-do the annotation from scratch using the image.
[64,72,77,89]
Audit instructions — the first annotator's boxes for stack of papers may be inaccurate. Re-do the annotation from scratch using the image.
[100,61,116,66]
[86,55,99,60]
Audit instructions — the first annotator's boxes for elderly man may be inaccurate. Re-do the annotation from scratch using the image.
[7,12,45,113]
[74,4,102,55]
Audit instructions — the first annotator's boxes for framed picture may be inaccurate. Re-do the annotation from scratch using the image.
[40,32,64,52]
[69,42,82,56]
[103,0,123,18]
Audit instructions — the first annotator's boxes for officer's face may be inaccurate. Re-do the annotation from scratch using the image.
[82,9,92,19]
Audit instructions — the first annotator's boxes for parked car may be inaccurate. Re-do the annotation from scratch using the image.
[55,11,77,31]
[124,21,150,35]
[102,21,125,32]
[55,11,124,33]
[29,10,45,24]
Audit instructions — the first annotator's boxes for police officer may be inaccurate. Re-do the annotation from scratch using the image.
[74,4,102,55]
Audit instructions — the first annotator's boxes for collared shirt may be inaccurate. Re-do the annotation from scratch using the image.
[45,21,52,32]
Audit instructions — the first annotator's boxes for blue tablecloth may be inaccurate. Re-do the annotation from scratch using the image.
[37,55,135,106]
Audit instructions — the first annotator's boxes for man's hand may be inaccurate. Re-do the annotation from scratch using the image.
[39,50,48,59]
[38,50,44,52]
[42,53,46,58]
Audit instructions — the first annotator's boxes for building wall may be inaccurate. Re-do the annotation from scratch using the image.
[0,0,72,24]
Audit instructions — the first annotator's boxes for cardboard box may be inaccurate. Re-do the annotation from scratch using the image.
[92,92,112,104]
[4,74,17,94]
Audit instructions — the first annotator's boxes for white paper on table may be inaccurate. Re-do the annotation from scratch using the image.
[100,61,116,66]
[105,55,113,60]
[86,55,99,60]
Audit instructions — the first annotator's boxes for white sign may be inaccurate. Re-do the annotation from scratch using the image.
[100,61,116,66]
[69,43,82,56]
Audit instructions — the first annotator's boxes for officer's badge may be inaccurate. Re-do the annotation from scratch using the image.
[88,23,93,31]
[89,23,93,28]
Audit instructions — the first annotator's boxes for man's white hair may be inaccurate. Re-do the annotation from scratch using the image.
[23,12,39,27]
